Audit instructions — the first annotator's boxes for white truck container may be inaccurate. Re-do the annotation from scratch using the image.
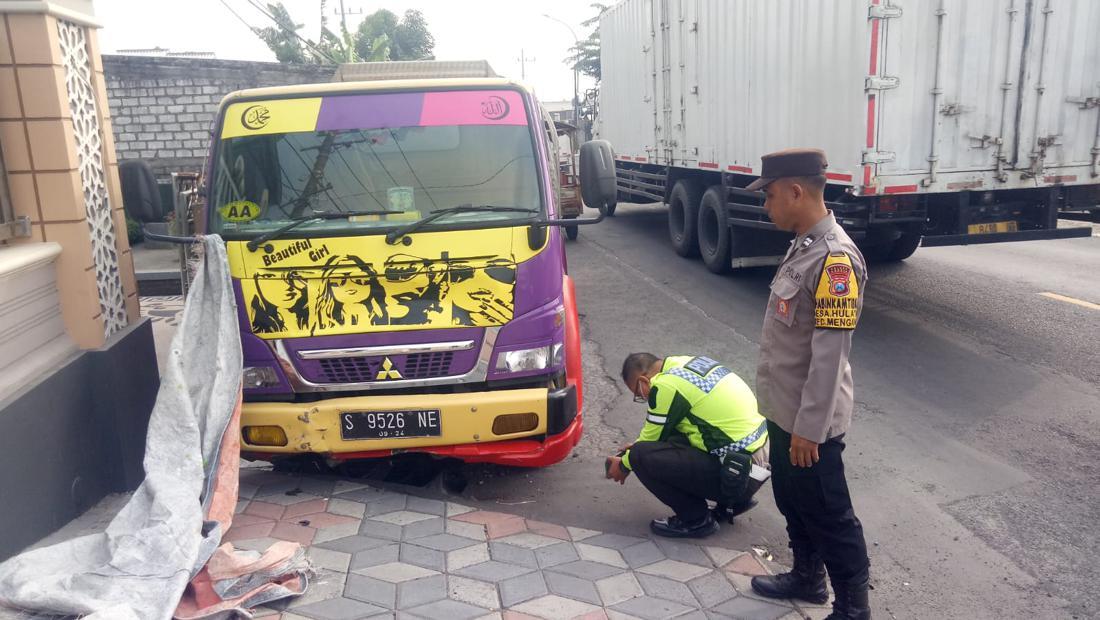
[596,0,1099,270]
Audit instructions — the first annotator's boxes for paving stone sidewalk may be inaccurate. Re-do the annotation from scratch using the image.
[235,467,830,620]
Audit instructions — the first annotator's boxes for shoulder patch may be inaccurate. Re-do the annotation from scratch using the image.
[684,356,720,377]
[814,253,860,329]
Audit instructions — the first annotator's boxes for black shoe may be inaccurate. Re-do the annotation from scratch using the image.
[824,571,871,620]
[750,545,829,604]
[650,513,720,538]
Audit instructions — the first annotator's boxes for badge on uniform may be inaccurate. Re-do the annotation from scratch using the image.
[825,262,852,296]
[814,253,860,329]
[776,297,792,319]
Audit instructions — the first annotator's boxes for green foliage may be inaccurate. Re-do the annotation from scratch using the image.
[254,2,311,64]
[566,3,610,81]
[250,3,435,65]
[126,215,143,245]
[317,0,356,63]
[355,9,435,61]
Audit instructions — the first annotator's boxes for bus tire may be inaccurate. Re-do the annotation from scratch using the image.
[668,179,702,257]
[698,186,731,273]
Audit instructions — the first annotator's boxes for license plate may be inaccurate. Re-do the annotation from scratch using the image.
[340,409,441,440]
[968,221,1018,235]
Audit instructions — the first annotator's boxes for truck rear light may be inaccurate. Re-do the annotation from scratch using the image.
[492,413,539,435]
[878,195,918,213]
[243,426,288,446]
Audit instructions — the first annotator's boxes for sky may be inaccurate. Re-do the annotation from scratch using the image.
[92,0,603,103]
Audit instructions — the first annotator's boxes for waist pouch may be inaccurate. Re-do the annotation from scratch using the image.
[717,450,752,503]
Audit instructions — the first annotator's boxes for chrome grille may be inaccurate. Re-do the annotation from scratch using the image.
[312,352,456,383]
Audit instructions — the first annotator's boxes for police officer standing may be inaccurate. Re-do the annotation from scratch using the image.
[746,149,872,620]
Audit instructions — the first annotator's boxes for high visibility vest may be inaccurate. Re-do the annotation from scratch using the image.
[622,356,766,470]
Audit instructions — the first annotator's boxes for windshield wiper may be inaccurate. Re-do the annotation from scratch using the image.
[246,209,402,251]
[385,205,539,245]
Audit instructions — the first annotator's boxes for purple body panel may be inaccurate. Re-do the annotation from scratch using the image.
[512,235,563,317]
[315,93,425,132]
[235,280,294,395]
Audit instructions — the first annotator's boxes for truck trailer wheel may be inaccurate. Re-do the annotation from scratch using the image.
[883,229,922,262]
[668,179,702,257]
[698,186,731,273]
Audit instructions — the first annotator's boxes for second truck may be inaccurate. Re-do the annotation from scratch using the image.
[595,0,1099,271]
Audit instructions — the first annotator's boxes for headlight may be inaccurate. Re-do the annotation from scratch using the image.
[243,366,281,388]
[496,346,552,372]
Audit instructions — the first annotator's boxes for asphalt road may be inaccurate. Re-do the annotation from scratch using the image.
[456,204,1100,619]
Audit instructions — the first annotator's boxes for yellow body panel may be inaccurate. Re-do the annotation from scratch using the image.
[241,387,548,455]
[228,226,544,339]
[221,98,324,139]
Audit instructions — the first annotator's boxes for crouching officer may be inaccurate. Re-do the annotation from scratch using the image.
[746,148,872,619]
[606,353,771,538]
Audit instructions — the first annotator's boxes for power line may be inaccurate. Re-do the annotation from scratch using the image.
[219,0,264,39]
[237,0,341,65]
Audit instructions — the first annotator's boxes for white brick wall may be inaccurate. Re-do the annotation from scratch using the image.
[103,55,335,175]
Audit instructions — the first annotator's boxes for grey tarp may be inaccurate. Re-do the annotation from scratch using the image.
[0,236,242,619]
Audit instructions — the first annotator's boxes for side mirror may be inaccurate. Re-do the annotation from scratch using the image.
[579,140,618,214]
[118,160,164,223]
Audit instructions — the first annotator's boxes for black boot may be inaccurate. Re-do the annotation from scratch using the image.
[824,571,871,620]
[750,546,828,604]
[649,513,720,538]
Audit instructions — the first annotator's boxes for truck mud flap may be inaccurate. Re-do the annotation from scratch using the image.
[921,227,1092,247]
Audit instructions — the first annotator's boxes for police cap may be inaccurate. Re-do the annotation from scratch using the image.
[745,148,829,191]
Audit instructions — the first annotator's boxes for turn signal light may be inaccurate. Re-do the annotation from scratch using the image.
[492,413,539,436]
[243,425,288,446]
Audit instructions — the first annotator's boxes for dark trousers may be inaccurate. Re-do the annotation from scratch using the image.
[629,440,761,523]
[767,421,869,581]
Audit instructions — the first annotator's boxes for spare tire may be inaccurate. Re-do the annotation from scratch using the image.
[668,179,703,257]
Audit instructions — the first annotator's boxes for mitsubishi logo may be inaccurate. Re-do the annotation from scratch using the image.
[376,357,403,380]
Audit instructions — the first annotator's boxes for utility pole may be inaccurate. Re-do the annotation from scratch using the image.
[335,0,363,62]
[517,49,535,81]
[541,14,581,130]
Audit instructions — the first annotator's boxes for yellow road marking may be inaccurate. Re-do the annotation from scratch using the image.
[1038,292,1100,311]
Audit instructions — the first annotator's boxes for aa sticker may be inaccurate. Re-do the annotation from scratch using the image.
[814,253,860,329]
[220,200,262,223]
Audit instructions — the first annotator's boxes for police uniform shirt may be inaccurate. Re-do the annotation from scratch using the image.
[621,355,767,470]
[756,212,867,444]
